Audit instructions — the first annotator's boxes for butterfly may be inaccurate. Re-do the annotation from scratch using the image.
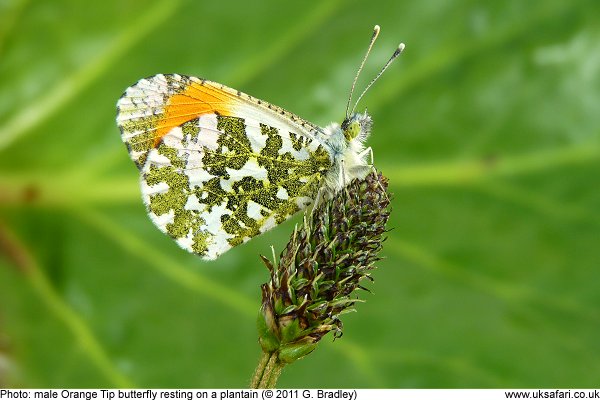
[116,25,404,260]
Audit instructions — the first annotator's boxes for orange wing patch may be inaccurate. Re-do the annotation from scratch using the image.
[153,80,234,146]
[117,74,238,169]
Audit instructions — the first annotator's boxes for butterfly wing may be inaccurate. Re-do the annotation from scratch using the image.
[116,74,333,260]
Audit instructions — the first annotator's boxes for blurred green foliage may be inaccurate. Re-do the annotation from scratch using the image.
[1,0,599,388]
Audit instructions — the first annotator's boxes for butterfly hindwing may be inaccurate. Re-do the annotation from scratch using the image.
[117,74,333,260]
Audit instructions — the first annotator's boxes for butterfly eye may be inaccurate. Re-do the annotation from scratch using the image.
[344,120,361,141]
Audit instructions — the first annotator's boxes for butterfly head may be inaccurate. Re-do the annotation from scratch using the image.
[342,111,372,142]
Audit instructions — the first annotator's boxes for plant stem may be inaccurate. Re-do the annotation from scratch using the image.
[264,358,284,388]
[250,351,271,388]
[259,352,278,388]
[250,351,285,388]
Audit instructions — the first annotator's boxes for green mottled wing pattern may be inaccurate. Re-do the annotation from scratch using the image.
[140,112,332,260]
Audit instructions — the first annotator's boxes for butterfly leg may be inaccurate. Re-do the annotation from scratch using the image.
[361,146,390,202]
[358,146,374,167]
[346,146,374,179]
[340,158,348,188]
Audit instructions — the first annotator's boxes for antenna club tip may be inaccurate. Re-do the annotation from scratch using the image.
[371,25,381,39]
[398,43,406,52]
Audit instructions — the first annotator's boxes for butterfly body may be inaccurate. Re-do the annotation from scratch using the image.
[117,74,372,260]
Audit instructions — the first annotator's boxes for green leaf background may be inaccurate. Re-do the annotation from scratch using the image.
[1,0,599,388]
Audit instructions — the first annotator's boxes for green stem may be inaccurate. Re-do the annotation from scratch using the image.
[251,351,285,388]
[264,358,284,388]
[259,352,284,388]
[250,351,271,388]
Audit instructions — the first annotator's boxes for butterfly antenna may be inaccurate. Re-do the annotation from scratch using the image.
[345,25,381,120]
[350,42,405,116]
